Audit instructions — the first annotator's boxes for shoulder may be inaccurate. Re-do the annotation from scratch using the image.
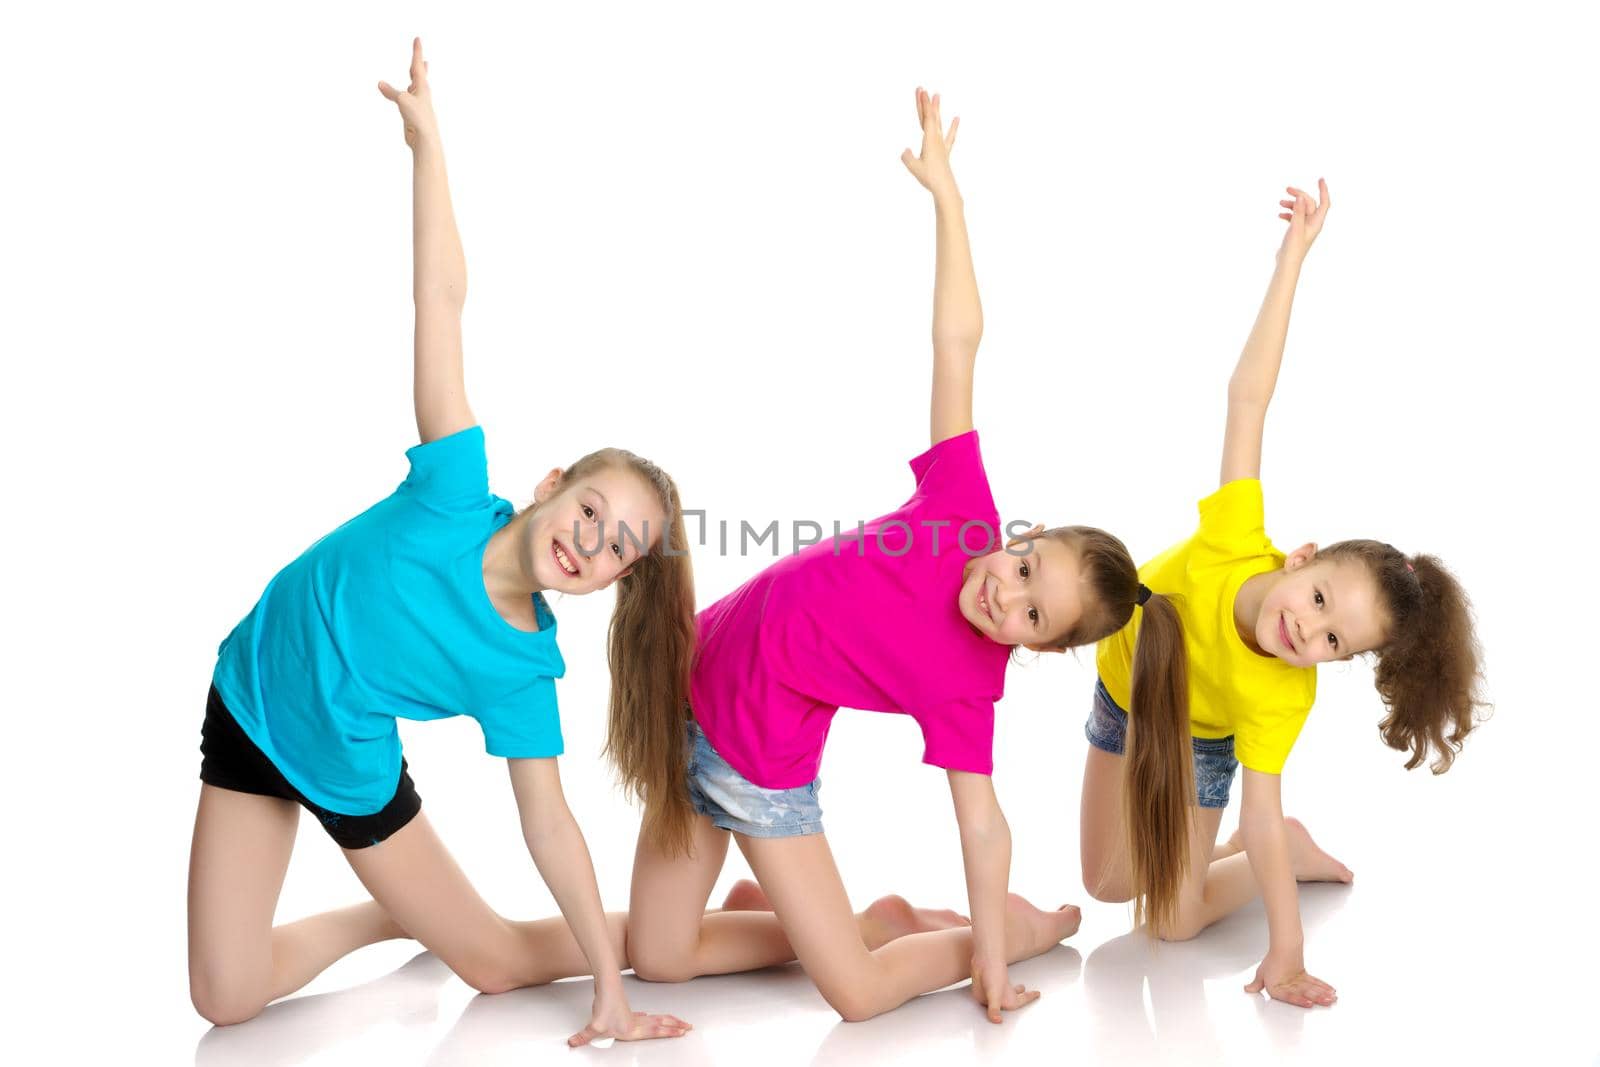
[911,429,983,481]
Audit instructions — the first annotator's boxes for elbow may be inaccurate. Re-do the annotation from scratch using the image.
[1236,810,1283,851]
[933,331,982,358]
[414,281,467,309]
[1226,381,1272,410]
[521,811,576,858]
[958,810,1011,851]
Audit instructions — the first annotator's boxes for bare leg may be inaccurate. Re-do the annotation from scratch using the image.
[626,814,974,982]
[719,879,971,950]
[736,831,1080,1022]
[627,813,799,980]
[188,785,406,1025]
[1080,746,1134,902]
[1079,745,1351,941]
[1215,817,1354,883]
[342,812,629,994]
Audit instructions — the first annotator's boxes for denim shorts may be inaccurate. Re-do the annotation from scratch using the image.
[1085,679,1238,809]
[685,719,824,838]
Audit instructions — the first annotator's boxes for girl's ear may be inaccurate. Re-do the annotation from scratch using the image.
[531,467,565,505]
[1283,542,1319,570]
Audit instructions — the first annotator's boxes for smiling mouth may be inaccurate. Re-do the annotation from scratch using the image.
[978,579,994,622]
[552,540,580,578]
[1278,614,1293,653]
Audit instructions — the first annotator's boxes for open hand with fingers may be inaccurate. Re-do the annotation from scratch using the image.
[376,37,440,149]
[969,956,1040,1024]
[567,988,692,1048]
[1245,947,1338,1008]
[901,87,962,201]
[1276,178,1331,263]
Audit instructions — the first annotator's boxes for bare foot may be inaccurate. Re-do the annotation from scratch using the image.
[1006,893,1082,957]
[1283,817,1354,883]
[860,894,972,948]
[720,879,772,912]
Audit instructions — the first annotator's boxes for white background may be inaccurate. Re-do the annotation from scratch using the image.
[6,2,1597,1064]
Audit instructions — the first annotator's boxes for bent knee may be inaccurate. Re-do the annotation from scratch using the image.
[461,964,529,996]
[822,984,882,1024]
[629,946,698,984]
[190,978,267,1027]
[1156,918,1206,943]
[1081,875,1132,904]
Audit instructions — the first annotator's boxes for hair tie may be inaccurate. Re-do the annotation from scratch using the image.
[1404,561,1415,573]
[1137,583,1153,606]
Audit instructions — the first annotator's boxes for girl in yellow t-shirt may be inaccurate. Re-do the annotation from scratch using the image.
[1082,181,1487,1010]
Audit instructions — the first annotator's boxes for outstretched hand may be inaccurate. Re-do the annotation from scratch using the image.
[1244,950,1338,1008]
[901,87,961,200]
[376,37,440,149]
[1276,178,1330,262]
[970,956,1040,1024]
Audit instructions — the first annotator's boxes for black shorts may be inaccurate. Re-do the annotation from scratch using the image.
[199,684,422,850]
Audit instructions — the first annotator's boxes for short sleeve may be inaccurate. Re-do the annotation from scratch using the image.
[1194,479,1270,561]
[398,426,492,514]
[914,699,996,776]
[1232,706,1310,775]
[473,678,564,759]
[906,431,999,527]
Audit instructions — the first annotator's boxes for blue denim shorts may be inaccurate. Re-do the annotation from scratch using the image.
[685,719,825,838]
[1085,680,1238,809]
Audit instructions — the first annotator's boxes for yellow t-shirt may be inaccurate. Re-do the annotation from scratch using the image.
[1094,479,1315,774]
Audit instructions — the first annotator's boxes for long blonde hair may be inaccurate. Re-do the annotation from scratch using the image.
[555,448,698,855]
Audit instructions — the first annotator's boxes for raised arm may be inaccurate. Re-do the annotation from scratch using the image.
[378,38,476,445]
[1219,179,1330,485]
[902,88,980,447]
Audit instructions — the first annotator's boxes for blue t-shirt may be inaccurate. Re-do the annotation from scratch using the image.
[212,426,566,815]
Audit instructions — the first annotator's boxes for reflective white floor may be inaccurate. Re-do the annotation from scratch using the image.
[164,864,1591,1066]
[10,5,1599,1064]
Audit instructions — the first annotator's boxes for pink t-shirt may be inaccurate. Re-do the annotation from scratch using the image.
[690,431,1010,789]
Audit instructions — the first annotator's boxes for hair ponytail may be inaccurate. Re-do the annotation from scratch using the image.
[1052,525,1194,935]
[1123,591,1192,937]
[555,449,697,856]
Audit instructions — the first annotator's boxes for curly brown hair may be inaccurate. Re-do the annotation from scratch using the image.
[1316,540,1489,773]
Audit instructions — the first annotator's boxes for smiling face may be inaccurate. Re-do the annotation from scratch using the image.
[1251,547,1390,666]
[523,463,666,595]
[958,535,1088,649]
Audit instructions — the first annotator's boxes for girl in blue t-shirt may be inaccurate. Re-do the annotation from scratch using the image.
[187,40,691,1047]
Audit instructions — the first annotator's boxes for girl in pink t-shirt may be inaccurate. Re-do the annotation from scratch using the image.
[608,91,1155,1025]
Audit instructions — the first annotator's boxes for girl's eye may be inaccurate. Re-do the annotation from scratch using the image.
[1028,607,1039,624]
[582,505,596,520]
[1313,590,1324,607]
[1019,563,1030,580]
[1327,633,1339,649]
[611,542,622,559]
